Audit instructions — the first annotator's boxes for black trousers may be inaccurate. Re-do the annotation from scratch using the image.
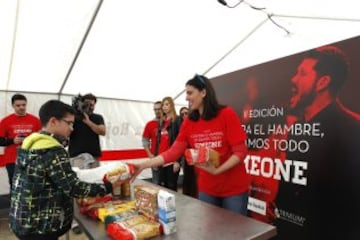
[159,165,179,191]
[6,163,15,190]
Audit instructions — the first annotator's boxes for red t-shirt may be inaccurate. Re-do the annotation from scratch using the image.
[142,119,159,155]
[158,119,170,154]
[162,107,249,197]
[142,119,170,155]
[0,113,41,165]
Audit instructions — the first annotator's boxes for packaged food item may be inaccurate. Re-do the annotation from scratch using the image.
[76,195,113,207]
[112,185,122,199]
[104,209,139,227]
[106,218,162,240]
[98,200,136,222]
[116,215,148,228]
[159,219,176,235]
[103,163,135,198]
[158,209,176,223]
[157,189,175,211]
[104,163,135,181]
[134,185,159,220]
[121,181,131,197]
[184,146,220,167]
[76,195,113,220]
[157,190,176,234]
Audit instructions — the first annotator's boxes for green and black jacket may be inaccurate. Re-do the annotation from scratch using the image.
[9,132,112,237]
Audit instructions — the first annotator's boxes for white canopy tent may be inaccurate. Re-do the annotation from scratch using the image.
[1,0,360,195]
[0,0,360,153]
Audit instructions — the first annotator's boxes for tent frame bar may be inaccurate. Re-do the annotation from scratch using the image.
[58,0,104,99]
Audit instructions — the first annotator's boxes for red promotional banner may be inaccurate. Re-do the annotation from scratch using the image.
[212,36,360,239]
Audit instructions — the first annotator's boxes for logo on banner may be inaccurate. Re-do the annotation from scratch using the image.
[274,207,306,226]
[248,197,267,216]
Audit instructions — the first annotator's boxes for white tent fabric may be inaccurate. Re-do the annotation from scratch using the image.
[1,0,360,104]
[1,0,360,177]
[1,0,360,195]
[1,0,360,160]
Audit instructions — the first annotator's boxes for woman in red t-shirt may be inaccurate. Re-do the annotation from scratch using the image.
[134,74,249,216]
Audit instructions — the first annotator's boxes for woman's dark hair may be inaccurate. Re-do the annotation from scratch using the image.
[186,74,224,121]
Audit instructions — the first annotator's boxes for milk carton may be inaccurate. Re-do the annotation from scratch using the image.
[157,190,176,235]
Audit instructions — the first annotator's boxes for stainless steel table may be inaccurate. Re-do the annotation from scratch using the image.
[74,180,276,240]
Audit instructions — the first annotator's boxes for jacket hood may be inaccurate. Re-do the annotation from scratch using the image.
[22,132,62,150]
[17,133,62,168]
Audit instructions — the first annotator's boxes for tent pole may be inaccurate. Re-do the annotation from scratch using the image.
[274,14,360,22]
[5,0,21,111]
[57,0,104,100]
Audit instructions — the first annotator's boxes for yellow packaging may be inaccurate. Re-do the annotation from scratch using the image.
[127,221,161,239]
[98,200,136,222]
[118,215,148,228]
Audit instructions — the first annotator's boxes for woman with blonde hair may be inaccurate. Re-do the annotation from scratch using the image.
[157,96,182,191]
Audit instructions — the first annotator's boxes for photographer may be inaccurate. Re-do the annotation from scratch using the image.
[68,93,106,234]
[68,93,106,168]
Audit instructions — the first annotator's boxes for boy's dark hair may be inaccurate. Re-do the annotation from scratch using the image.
[82,93,97,103]
[186,74,224,121]
[11,93,27,104]
[39,100,76,127]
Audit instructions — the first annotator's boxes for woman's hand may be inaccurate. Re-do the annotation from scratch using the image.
[196,162,220,175]
[173,162,181,173]
[130,156,165,181]
[130,161,149,182]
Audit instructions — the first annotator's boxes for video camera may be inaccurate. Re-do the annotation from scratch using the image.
[72,94,91,116]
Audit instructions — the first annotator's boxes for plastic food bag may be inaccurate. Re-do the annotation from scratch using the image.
[184,146,220,167]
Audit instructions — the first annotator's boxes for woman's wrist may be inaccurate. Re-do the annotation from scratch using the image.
[148,156,157,168]
[148,155,164,168]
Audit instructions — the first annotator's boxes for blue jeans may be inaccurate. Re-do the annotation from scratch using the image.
[199,191,248,216]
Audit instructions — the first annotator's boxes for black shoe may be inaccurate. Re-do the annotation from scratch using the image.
[72,225,83,235]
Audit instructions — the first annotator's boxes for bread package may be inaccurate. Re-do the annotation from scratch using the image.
[184,146,220,167]
[134,185,159,220]
[105,163,135,182]
[103,164,135,198]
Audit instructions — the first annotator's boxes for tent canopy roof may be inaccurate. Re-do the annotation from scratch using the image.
[1,0,360,104]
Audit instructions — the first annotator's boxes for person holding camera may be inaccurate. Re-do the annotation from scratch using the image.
[68,93,106,234]
[68,93,106,168]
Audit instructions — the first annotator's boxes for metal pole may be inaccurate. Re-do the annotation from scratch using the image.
[58,0,104,100]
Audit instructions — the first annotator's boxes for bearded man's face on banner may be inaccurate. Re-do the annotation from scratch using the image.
[290,58,319,113]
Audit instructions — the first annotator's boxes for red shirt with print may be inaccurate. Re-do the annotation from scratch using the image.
[0,113,41,165]
[162,107,249,197]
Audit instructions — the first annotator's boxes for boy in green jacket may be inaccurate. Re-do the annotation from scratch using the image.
[9,100,120,240]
